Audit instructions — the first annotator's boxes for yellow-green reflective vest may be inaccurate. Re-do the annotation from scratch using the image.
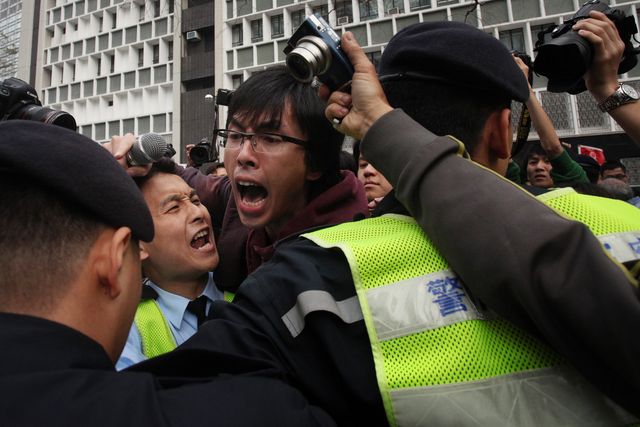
[134,299,177,359]
[134,291,235,359]
[539,187,640,265]
[302,190,639,427]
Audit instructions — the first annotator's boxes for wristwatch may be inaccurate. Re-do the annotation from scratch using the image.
[597,84,639,112]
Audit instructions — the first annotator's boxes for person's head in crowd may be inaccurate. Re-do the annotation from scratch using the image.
[598,177,635,201]
[601,160,629,184]
[0,120,154,362]
[523,142,554,188]
[339,150,357,175]
[222,65,343,238]
[199,161,218,176]
[215,162,227,177]
[379,21,529,177]
[133,162,218,299]
[353,140,392,202]
[575,154,601,184]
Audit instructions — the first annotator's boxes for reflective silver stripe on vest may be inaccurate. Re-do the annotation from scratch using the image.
[390,367,637,427]
[281,290,363,338]
[599,231,640,263]
[367,269,482,341]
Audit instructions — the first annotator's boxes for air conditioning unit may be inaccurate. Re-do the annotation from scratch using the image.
[387,7,400,15]
[337,16,350,25]
[186,30,201,42]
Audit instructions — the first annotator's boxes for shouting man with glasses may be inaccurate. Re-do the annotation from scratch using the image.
[110,66,368,294]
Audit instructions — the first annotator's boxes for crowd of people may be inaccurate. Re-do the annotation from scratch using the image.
[1,8,639,427]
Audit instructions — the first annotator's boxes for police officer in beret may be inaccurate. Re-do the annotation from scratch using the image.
[167,20,640,427]
[0,120,334,426]
[325,20,640,423]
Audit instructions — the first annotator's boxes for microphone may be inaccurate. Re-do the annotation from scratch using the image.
[126,133,168,166]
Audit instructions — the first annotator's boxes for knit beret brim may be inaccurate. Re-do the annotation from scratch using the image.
[380,21,530,103]
[0,120,154,242]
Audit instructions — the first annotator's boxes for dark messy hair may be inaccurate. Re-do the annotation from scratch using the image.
[382,78,510,156]
[0,175,105,311]
[133,159,179,190]
[601,160,626,175]
[226,65,343,191]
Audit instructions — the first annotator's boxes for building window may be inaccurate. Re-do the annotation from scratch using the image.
[251,19,263,42]
[359,0,378,20]
[138,48,144,67]
[384,0,404,14]
[232,74,243,89]
[139,5,145,21]
[153,44,160,64]
[335,1,353,22]
[232,24,243,47]
[291,9,306,31]
[109,54,115,73]
[96,57,101,76]
[312,4,329,22]
[409,0,430,10]
[153,0,160,18]
[499,28,525,53]
[271,14,284,39]
[167,41,173,61]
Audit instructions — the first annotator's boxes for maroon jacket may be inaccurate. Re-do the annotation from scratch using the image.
[178,167,368,292]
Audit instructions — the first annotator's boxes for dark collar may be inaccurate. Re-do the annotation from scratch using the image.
[371,190,410,217]
[0,312,114,373]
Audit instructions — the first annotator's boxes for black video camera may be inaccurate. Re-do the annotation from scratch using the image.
[284,14,354,91]
[190,137,214,167]
[533,0,639,94]
[189,88,234,166]
[0,77,77,130]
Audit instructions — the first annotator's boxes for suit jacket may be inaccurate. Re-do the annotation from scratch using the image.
[0,313,334,427]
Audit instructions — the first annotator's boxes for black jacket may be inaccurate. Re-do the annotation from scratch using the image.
[0,313,334,426]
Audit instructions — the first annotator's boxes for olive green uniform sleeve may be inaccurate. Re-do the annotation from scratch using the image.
[360,108,640,416]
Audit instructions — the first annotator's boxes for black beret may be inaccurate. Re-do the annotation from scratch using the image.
[380,21,529,103]
[0,120,154,241]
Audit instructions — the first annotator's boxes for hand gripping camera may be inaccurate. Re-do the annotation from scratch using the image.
[0,77,77,130]
[284,15,354,91]
[533,0,640,94]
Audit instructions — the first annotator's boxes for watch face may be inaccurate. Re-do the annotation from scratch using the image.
[622,84,639,99]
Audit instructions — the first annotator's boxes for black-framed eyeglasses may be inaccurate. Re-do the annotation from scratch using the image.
[216,129,307,154]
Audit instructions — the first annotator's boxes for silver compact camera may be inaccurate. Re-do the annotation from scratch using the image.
[284,15,354,91]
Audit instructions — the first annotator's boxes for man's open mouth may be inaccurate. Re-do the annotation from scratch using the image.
[237,181,268,206]
[191,229,211,249]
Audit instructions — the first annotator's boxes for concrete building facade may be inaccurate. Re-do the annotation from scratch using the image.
[216,0,640,174]
[39,0,176,144]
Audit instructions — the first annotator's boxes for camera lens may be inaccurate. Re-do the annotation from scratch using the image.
[286,36,332,83]
[534,34,592,81]
[190,145,210,166]
[13,104,77,131]
[287,53,314,83]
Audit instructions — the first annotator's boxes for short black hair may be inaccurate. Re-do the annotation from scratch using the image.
[226,65,343,190]
[601,160,626,175]
[382,79,510,155]
[0,176,105,311]
[519,141,549,183]
[133,159,179,190]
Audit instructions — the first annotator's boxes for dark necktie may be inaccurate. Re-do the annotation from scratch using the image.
[186,296,208,327]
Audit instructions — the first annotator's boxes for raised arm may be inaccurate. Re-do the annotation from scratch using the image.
[574,10,640,146]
